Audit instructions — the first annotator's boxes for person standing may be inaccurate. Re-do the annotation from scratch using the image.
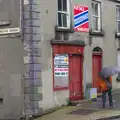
[99,76,113,108]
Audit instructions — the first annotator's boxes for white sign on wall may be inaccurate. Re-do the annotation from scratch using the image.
[0,28,20,34]
[54,54,69,87]
[24,0,29,5]
[24,56,30,64]
[54,54,68,76]
[90,88,97,99]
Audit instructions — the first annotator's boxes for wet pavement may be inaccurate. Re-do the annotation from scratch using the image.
[35,93,120,120]
[80,94,120,110]
[35,105,120,120]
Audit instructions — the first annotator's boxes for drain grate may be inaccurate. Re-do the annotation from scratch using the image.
[69,108,98,115]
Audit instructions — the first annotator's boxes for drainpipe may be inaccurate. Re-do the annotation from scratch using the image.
[29,0,35,114]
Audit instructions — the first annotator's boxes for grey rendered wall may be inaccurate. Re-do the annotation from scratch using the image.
[70,0,117,88]
[0,36,24,119]
[90,0,117,88]
[102,1,117,66]
[39,0,92,88]
[101,0,118,88]
[0,0,24,119]
[34,0,119,111]
[39,0,118,91]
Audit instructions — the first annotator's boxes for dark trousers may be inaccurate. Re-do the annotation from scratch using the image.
[102,89,113,108]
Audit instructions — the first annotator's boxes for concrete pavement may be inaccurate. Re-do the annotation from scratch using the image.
[34,93,120,120]
[34,106,120,120]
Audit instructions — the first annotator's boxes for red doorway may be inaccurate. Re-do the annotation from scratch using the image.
[52,41,85,101]
[69,54,83,101]
[92,47,102,92]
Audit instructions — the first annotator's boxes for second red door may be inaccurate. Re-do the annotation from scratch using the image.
[92,54,102,92]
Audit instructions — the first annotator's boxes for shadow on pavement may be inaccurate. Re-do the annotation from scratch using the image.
[68,108,99,115]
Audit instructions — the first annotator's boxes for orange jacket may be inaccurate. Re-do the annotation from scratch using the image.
[99,76,112,92]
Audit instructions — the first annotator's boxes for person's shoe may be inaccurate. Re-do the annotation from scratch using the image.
[109,105,114,108]
[109,103,114,108]
[103,105,106,108]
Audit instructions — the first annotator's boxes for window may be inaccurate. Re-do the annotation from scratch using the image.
[57,0,70,28]
[116,6,120,34]
[91,1,101,32]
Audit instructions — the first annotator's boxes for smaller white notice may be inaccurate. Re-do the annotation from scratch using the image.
[54,54,68,77]
[24,0,29,5]
[24,56,30,64]
[0,28,20,35]
[54,54,69,87]
[90,88,97,99]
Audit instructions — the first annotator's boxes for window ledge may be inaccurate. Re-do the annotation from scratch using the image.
[115,32,120,38]
[55,25,74,33]
[54,87,68,91]
[89,30,104,36]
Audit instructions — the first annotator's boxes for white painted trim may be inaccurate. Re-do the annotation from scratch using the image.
[24,0,29,5]
[0,28,20,35]
[116,6,120,33]
[98,1,101,31]
[91,0,101,31]
[91,0,101,2]
[57,0,70,28]
[74,21,89,29]
[67,0,70,28]
[117,51,120,67]
[117,32,120,36]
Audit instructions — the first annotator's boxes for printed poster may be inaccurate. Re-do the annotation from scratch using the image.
[90,88,97,99]
[54,54,69,87]
[74,5,89,32]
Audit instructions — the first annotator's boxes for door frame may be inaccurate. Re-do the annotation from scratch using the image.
[52,43,85,100]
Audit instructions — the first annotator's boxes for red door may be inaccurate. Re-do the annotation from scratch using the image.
[69,54,83,101]
[92,54,102,92]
